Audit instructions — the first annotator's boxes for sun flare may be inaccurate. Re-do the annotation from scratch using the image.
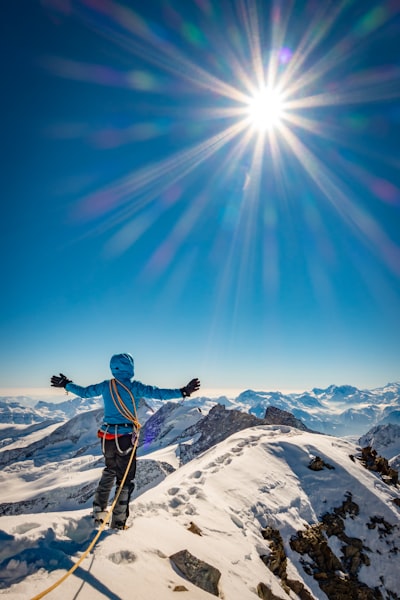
[246,87,285,132]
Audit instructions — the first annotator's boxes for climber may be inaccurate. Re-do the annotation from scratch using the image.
[51,353,200,529]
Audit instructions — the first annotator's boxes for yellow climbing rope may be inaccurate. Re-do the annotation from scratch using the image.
[31,380,141,600]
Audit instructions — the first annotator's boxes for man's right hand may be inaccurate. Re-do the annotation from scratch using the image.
[51,373,72,388]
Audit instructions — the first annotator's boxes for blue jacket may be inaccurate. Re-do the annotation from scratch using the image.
[65,353,183,433]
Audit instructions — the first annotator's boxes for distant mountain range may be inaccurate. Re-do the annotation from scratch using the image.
[2,381,399,436]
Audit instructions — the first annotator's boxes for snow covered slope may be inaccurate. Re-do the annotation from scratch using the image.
[0,426,399,599]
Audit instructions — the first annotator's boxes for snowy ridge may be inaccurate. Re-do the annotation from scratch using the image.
[0,426,399,599]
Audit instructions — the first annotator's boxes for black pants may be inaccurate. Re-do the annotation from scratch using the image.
[93,435,137,528]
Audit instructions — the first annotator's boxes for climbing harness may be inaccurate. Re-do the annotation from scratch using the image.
[99,423,136,455]
[30,379,141,600]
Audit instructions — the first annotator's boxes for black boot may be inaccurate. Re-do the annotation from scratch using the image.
[111,484,134,529]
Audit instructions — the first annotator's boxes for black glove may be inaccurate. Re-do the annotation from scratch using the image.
[51,373,72,388]
[181,378,200,398]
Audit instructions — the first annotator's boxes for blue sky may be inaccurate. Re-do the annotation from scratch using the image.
[1,0,400,394]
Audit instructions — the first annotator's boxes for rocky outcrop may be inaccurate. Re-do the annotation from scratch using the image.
[178,404,264,464]
[308,456,335,471]
[260,527,287,580]
[259,527,313,600]
[264,406,311,431]
[169,549,221,596]
[289,492,398,600]
[135,459,175,492]
[256,582,283,600]
[360,446,398,485]
[290,524,379,600]
[359,424,400,459]
[177,404,315,465]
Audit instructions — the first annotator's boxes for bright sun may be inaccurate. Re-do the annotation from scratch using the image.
[246,87,285,132]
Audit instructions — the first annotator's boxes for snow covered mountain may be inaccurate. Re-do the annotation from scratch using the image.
[0,425,399,599]
[0,399,51,425]
[231,383,400,436]
[0,395,101,424]
[359,424,400,471]
[2,381,399,435]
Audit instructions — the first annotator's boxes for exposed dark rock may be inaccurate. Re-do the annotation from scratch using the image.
[170,549,221,596]
[367,516,395,536]
[290,524,342,573]
[264,406,310,431]
[360,447,399,485]
[260,527,287,580]
[290,493,389,600]
[256,582,282,600]
[173,585,189,592]
[187,521,202,536]
[332,492,359,519]
[178,404,264,464]
[290,523,381,599]
[260,527,313,600]
[308,456,335,471]
[286,578,314,600]
[178,403,313,465]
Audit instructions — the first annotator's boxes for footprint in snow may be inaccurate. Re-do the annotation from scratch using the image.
[13,522,41,535]
[108,550,136,564]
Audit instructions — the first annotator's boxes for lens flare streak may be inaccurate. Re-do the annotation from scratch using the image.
[45,0,400,326]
